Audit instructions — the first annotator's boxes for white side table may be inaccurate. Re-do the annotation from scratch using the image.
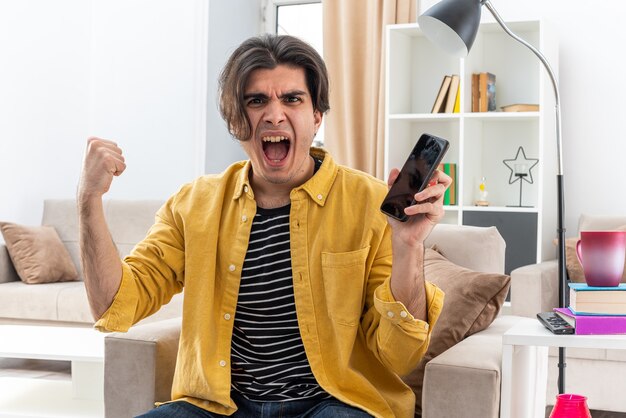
[501,318,626,418]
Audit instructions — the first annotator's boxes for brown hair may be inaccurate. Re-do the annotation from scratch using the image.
[218,34,330,141]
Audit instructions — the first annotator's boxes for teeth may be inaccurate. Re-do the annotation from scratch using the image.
[262,136,288,143]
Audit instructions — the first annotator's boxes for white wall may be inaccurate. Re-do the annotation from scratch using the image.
[0,0,92,226]
[205,0,261,173]
[4,0,622,240]
[419,0,626,236]
[89,0,205,201]
[0,1,261,233]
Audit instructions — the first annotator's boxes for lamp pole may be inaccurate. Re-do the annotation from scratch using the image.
[481,0,567,393]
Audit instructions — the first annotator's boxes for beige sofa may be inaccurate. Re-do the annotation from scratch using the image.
[0,199,183,326]
[104,222,526,418]
[511,214,626,413]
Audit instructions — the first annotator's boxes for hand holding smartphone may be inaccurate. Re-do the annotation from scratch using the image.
[380,133,450,222]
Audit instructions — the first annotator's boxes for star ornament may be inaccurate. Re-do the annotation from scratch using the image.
[502,146,539,184]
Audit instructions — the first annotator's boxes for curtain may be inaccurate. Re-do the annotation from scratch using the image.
[322,0,417,179]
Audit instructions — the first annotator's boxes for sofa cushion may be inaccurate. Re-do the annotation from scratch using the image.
[57,282,99,322]
[0,280,184,324]
[0,222,78,284]
[403,248,511,416]
[0,281,90,322]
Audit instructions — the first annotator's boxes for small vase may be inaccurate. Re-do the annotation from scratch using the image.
[549,394,592,418]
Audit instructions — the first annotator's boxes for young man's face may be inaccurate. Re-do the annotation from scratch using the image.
[241,64,323,189]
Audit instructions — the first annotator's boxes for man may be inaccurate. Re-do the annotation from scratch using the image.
[78,34,448,418]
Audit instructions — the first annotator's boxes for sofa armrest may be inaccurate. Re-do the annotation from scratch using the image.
[104,317,181,418]
[0,245,19,284]
[510,260,559,318]
[421,315,526,418]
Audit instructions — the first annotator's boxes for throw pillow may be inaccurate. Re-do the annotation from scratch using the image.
[0,222,78,284]
[562,237,585,283]
[403,248,510,417]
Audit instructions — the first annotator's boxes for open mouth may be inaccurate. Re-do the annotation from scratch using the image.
[262,135,291,163]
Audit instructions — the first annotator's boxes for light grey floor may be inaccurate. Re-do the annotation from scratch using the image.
[0,358,104,418]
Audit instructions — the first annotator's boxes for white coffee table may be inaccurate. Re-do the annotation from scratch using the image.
[501,318,626,418]
[0,324,105,400]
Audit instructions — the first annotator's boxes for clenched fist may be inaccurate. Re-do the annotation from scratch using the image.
[78,137,126,202]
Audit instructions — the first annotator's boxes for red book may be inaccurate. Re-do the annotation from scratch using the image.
[554,307,626,335]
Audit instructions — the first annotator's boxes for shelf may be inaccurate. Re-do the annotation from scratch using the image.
[461,206,539,213]
[384,19,558,272]
[389,112,539,121]
[463,112,540,121]
[388,113,461,121]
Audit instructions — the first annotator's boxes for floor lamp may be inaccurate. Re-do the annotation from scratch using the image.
[418,0,568,393]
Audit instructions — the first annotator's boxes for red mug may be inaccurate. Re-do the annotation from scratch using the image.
[576,230,626,287]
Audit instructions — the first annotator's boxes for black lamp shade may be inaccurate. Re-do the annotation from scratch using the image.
[417,0,482,57]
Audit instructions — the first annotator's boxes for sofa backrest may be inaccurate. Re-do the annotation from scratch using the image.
[42,199,506,279]
[425,224,506,274]
[42,199,164,280]
[578,214,626,233]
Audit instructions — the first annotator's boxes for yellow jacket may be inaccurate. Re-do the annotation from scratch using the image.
[96,148,444,417]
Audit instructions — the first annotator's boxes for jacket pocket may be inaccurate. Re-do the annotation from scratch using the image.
[321,246,370,326]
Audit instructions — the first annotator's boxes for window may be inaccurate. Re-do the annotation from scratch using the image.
[276,2,322,55]
[263,0,324,146]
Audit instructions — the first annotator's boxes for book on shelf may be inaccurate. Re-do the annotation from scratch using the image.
[447,163,457,205]
[554,307,626,335]
[439,163,457,205]
[431,75,452,113]
[453,85,461,113]
[569,283,626,315]
[501,103,539,112]
[444,75,460,113]
[478,72,496,112]
[471,73,479,112]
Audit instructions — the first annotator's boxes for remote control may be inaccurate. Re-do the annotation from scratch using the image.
[537,312,575,335]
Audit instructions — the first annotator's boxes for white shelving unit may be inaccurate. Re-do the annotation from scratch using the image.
[385,20,559,273]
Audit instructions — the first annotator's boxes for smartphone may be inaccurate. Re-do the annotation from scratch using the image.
[380,133,450,222]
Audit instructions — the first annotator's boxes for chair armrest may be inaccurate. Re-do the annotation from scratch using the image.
[510,259,559,318]
[104,317,181,418]
[421,315,526,418]
[0,245,19,284]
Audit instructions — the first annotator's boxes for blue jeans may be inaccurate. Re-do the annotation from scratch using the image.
[135,391,372,418]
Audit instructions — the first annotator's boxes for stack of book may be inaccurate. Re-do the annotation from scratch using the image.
[431,74,460,114]
[553,283,626,335]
